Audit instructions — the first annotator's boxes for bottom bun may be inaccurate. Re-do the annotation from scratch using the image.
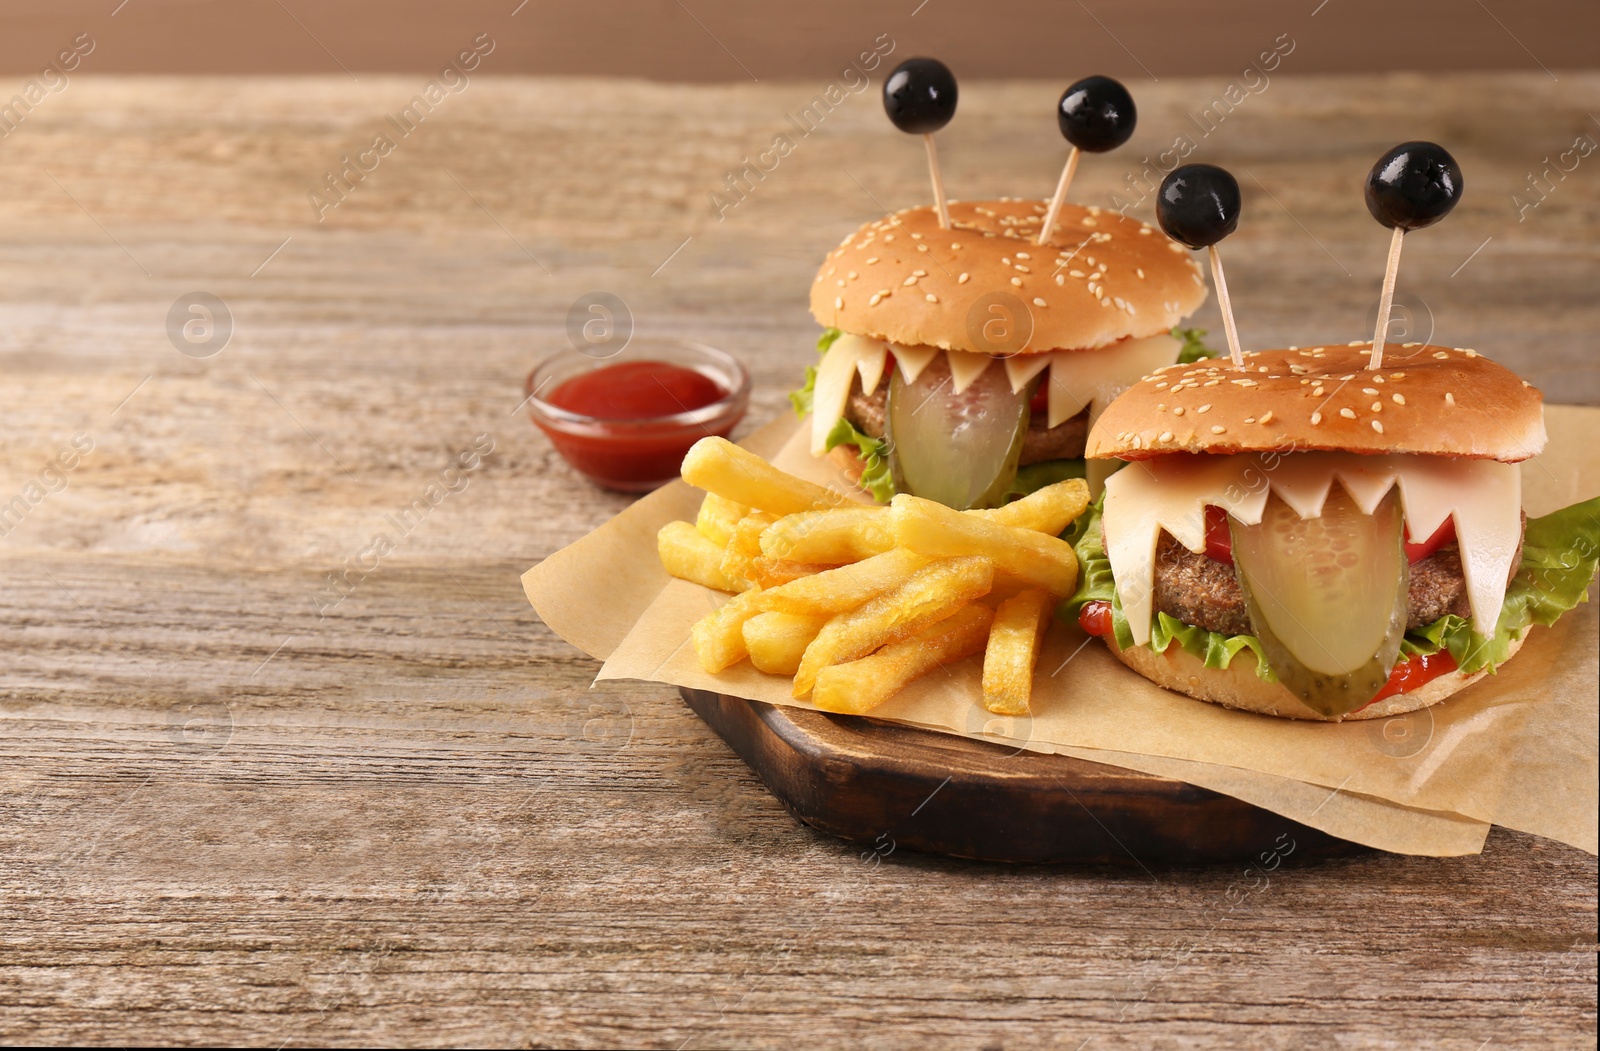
[826,445,868,490]
[1105,631,1524,722]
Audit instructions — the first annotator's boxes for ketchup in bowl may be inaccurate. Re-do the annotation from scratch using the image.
[526,339,749,492]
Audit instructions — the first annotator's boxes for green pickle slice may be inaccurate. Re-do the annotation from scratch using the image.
[1229,486,1409,717]
[885,355,1027,510]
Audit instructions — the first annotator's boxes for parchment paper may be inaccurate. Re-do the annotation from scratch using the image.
[525,408,1600,857]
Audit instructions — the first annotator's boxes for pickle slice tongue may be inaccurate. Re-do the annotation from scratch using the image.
[885,355,1027,510]
[1229,486,1409,718]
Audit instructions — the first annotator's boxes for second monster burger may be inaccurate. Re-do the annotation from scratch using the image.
[795,198,1212,508]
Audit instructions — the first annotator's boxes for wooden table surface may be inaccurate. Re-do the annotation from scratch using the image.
[1,73,1596,1048]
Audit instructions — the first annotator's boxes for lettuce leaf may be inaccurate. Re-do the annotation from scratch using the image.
[1173,326,1220,363]
[823,416,896,503]
[1065,491,1600,682]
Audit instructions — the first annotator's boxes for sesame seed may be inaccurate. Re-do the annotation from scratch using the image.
[1392,393,1406,405]
[1114,297,1127,309]
[884,234,895,242]
[1172,406,1185,416]
[1001,257,1011,265]
[836,279,845,287]
[1445,392,1456,406]
[1203,379,1220,387]
[1371,402,1382,412]
[958,273,970,284]
[1136,268,1145,279]
[869,293,884,306]
[834,297,843,309]
[1433,351,1450,360]
[1197,404,1212,414]
[1362,388,1378,395]
[1086,256,1096,265]
[1463,348,1479,357]
[1390,372,1405,379]
[1243,417,1256,425]
[866,257,879,264]
[1154,381,1169,389]
[1033,297,1048,307]
[926,293,939,303]
[1159,431,1174,442]
[1340,408,1357,419]
[847,271,857,280]
[1055,274,1065,285]
[1371,420,1384,433]
[1011,277,1023,287]
[1139,226,1152,235]
[1259,411,1274,424]
[1069,270,1085,278]
[1016,265,1031,273]
[1211,425,1226,434]
[903,276,918,286]
[1017,252,1030,259]
[1310,411,1323,425]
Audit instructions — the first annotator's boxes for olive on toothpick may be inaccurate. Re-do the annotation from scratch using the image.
[883,57,959,228]
[1158,163,1245,369]
[1039,75,1136,245]
[1365,141,1463,370]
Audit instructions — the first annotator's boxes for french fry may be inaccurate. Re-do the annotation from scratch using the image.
[969,478,1091,536]
[757,548,927,617]
[718,511,776,590]
[748,557,829,589]
[695,492,750,546]
[813,603,994,715]
[691,588,768,672]
[743,611,828,675]
[681,436,842,517]
[658,521,739,592]
[891,494,1079,596]
[759,507,892,563]
[793,556,994,697]
[981,588,1051,716]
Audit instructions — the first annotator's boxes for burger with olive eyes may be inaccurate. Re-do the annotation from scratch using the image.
[1067,342,1600,721]
[795,198,1215,509]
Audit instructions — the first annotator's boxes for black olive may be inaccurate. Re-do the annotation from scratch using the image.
[1157,164,1241,249]
[1056,75,1136,153]
[1365,141,1463,231]
[882,58,958,135]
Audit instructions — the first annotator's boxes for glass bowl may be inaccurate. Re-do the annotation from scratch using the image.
[525,338,750,492]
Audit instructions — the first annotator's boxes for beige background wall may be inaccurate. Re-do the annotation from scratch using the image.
[0,0,1594,79]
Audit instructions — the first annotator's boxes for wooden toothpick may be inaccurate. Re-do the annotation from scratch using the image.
[1208,245,1245,370]
[1369,226,1405,370]
[1037,146,1081,246]
[923,133,951,229]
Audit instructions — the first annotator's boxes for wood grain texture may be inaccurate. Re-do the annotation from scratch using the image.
[0,75,1595,1048]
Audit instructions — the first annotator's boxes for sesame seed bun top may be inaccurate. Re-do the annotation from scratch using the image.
[1087,344,1547,463]
[810,198,1209,355]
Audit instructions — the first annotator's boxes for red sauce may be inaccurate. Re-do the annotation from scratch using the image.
[1079,600,1113,637]
[535,360,736,490]
[1364,650,1459,707]
[1201,505,1457,566]
[547,360,725,419]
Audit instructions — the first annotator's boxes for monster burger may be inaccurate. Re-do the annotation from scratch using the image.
[1070,341,1600,720]
[794,65,1216,509]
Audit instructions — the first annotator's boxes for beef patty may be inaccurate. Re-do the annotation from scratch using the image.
[1151,516,1526,636]
[844,376,1089,465]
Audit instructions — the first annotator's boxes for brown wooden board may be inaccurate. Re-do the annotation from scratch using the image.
[682,688,1366,865]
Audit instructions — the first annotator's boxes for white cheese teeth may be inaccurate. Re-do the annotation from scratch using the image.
[1102,452,1523,647]
[808,332,1182,456]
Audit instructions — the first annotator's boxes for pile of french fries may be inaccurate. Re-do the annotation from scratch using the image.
[657,437,1091,716]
